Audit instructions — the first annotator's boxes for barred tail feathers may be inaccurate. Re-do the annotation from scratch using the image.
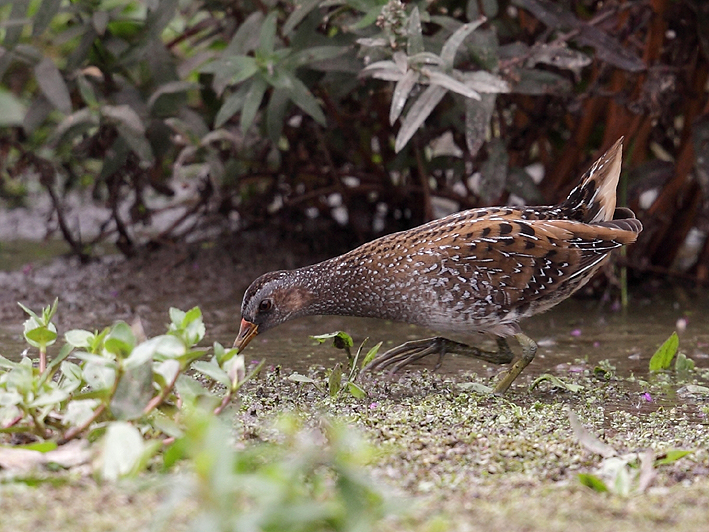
[559,137,624,223]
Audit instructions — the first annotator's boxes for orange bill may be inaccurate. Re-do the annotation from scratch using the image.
[234,318,258,351]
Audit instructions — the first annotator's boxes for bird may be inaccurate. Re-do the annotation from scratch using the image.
[234,138,642,394]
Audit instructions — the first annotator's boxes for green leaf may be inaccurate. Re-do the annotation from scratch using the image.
[259,12,279,55]
[83,362,116,391]
[266,86,290,143]
[287,373,317,384]
[101,422,147,480]
[283,46,347,69]
[65,329,94,349]
[28,388,70,408]
[390,69,418,125]
[215,83,250,128]
[440,18,485,68]
[674,352,695,373]
[0,90,26,126]
[25,325,58,347]
[425,69,481,100]
[406,7,424,56]
[655,449,693,466]
[578,473,608,493]
[240,77,268,133]
[649,332,679,372]
[347,381,366,399]
[282,73,325,125]
[34,57,72,114]
[283,0,322,35]
[328,363,343,397]
[104,322,136,359]
[360,341,382,369]
[395,84,446,152]
[311,331,354,349]
[192,360,231,388]
[110,360,153,420]
[226,11,264,55]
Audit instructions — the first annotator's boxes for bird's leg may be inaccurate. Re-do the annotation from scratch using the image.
[492,332,538,395]
[367,337,515,374]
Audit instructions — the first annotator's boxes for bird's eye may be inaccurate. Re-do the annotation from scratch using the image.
[258,299,273,312]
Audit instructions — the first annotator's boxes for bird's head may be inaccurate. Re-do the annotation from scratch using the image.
[234,270,315,351]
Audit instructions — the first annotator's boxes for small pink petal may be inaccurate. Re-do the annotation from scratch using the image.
[570,329,582,337]
[643,392,652,402]
[593,341,600,348]
[369,402,378,409]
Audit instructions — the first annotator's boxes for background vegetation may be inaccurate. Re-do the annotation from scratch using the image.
[0,0,707,282]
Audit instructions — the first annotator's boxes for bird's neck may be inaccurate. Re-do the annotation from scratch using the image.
[293,258,405,322]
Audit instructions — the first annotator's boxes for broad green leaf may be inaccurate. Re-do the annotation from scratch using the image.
[34,57,71,113]
[28,388,69,407]
[578,473,608,492]
[152,335,187,360]
[361,60,405,81]
[347,382,366,399]
[674,352,695,373]
[18,441,57,452]
[65,329,94,349]
[240,77,268,133]
[311,331,354,349]
[101,422,146,480]
[649,332,679,372]
[395,84,446,152]
[63,399,100,427]
[111,360,153,420]
[0,355,19,370]
[104,322,136,359]
[655,449,693,465]
[192,360,231,388]
[83,362,116,391]
[25,325,58,347]
[116,123,154,162]
[154,359,181,389]
[0,90,26,126]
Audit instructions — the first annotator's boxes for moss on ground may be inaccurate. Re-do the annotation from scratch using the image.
[0,364,707,532]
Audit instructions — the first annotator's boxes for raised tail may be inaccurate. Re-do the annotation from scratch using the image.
[558,137,624,224]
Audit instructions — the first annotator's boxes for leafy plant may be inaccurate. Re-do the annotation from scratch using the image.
[288,331,381,399]
[154,412,395,532]
[648,332,695,375]
[1,302,262,450]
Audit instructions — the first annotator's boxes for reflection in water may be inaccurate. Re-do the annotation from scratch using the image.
[1,289,707,418]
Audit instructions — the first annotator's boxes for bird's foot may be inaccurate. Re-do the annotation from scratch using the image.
[491,333,538,395]
[367,337,515,374]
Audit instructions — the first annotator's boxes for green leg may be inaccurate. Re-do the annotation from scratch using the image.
[492,333,538,395]
[368,336,515,374]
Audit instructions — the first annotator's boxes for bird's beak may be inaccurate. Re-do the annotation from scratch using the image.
[234,318,259,351]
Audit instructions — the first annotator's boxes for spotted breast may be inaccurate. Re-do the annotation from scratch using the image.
[234,138,642,394]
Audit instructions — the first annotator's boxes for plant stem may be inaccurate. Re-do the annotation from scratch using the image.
[143,370,181,416]
[39,346,46,373]
[58,403,106,444]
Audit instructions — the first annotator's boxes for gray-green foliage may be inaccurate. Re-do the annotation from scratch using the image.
[0,301,260,448]
[0,0,598,254]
